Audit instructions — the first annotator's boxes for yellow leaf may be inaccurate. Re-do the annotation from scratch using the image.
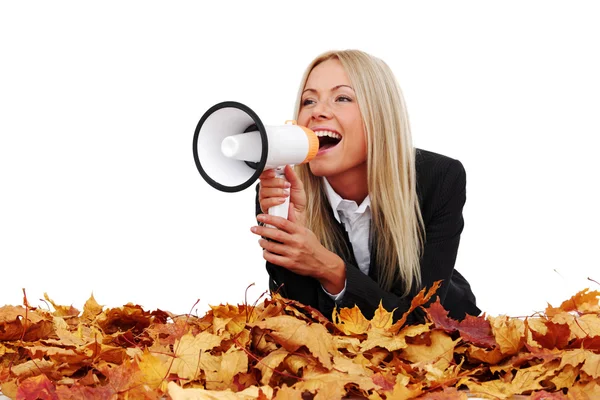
[567,380,600,399]
[401,330,458,370]
[581,351,600,378]
[172,332,222,380]
[490,316,525,355]
[558,348,591,370]
[550,364,578,390]
[167,381,273,400]
[253,315,337,369]
[81,293,103,322]
[369,302,395,331]
[138,349,168,391]
[361,323,430,352]
[333,305,369,335]
[256,348,288,386]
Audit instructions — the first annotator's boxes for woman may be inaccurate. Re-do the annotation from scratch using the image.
[250,50,480,324]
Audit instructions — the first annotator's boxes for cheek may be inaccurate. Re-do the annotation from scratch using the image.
[297,109,310,126]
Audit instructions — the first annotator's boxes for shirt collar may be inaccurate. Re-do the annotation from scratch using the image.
[322,177,371,223]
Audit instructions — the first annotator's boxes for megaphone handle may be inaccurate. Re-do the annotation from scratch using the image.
[267,166,290,228]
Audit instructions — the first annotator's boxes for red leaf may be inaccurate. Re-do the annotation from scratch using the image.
[530,321,570,349]
[570,335,600,351]
[426,298,496,348]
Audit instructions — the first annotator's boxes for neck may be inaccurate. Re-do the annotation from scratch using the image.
[326,162,369,204]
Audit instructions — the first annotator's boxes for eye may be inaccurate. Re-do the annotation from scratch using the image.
[336,95,353,102]
[302,98,316,106]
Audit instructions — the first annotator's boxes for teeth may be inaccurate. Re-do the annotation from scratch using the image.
[314,130,342,140]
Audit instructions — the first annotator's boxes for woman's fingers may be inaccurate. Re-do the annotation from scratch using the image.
[257,214,296,233]
[258,238,288,256]
[259,187,290,199]
[260,198,287,214]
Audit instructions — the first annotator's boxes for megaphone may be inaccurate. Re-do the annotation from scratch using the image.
[193,101,319,220]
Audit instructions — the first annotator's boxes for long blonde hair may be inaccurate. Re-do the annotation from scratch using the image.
[294,50,425,296]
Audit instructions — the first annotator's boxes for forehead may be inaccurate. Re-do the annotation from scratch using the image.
[305,58,351,89]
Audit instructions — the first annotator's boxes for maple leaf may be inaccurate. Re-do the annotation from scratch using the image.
[273,384,303,400]
[426,298,496,348]
[215,348,248,389]
[332,305,369,335]
[390,280,442,332]
[550,364,578,391]
[567,379,600,398]
[361,322,430,352]
[400,330,459,371]
[294,368,375,400]
[81,293,104,322]
[256,348,289,386]
[419,387,468,399]
[15,374,58,400]
[137,349,169,391]
[530,390,568,400]
[167,381,274,400]
[0,305,54,342]
[530,321,571,349]
[172,331,223,381]
[545,288,600,317]
[43,293,80,319]
[466,345,504,365]
[252,315,338,369]
[490,315,525,356]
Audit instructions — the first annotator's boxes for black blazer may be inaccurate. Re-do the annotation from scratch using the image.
[254,148,480,324]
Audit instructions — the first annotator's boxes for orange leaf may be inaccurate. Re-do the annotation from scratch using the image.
[545,288,600,317]
[332,305,369,335]
[15,374,58,400]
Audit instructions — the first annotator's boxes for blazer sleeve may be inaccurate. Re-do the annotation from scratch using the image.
[336,159,468,323]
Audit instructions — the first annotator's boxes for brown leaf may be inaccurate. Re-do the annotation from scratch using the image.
[426,298,496,348]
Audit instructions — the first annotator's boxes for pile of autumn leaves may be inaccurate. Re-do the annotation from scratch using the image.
[1,283,599,400]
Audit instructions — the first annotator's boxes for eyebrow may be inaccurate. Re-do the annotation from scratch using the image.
[302,84,354,95]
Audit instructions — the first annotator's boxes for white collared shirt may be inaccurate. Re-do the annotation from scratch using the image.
[321,178,372,302]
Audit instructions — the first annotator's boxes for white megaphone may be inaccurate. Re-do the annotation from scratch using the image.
[193,101,319,221]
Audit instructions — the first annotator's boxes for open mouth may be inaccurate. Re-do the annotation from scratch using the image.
[315,130,342,153]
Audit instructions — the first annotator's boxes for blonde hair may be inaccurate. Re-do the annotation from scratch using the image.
[294,50,425,296]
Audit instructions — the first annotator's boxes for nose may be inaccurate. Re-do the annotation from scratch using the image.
[311,101,332,120]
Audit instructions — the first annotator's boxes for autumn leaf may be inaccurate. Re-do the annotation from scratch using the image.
[490,315,525,356]
[332,305,369,335]
[256,348,289,386]
[545,288,600,317]
[400,330,459,371]
[15,374,58,400]
[2,288,600,399]
[426,298,497,348]
[171,331,223,381]
[167,381,274,400]
[253,315,337,369]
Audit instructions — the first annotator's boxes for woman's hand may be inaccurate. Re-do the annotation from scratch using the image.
[250,213,346,294]
[258,165,307,227]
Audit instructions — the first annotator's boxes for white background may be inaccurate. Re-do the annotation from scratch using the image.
[1,1,599,319]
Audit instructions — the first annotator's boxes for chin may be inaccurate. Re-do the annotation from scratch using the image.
[308,160,338,178]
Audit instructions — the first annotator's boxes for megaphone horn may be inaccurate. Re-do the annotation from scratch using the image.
[193,101,318,220]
